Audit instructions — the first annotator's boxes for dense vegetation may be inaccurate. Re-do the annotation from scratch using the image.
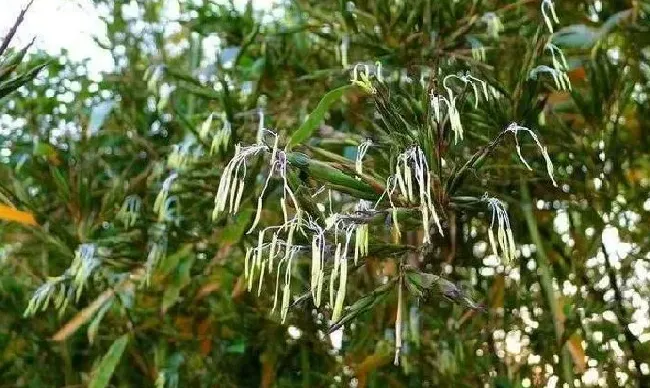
[1,0,649,387]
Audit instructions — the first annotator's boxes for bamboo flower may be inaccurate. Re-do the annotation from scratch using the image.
[505,122,558,186]
[484,195,517,265]
[541,0,560,34]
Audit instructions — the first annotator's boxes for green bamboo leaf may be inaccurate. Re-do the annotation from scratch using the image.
[288,85,353,147]
[157,243,194,278]
[0,0,31,57]
[87,299,114,345]
[88,334,129,388]
[222,208,255,244]
[286,152,377,198]
[162,256,195,313]
[0,41,33,82]
[328,281,395,333]
[0,62,47,100]
[49,166,70,200]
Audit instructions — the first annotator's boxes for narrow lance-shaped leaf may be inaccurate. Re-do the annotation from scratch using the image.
[286,152,378,199]
[0,0,33,56]
[0,204,37,226]
[88,334,129,388]
[288,85,354,147]
[0,62,48,100]
[0,39,34,82]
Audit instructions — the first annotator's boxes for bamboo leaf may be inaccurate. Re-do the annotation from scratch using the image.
[0,40,33,82]
[162,256,196,313]
[328,280,394,333]
[88,334,129,388]
[52,288,116,342]
[0,62,48,100]
[221,209,255,244]
[288,85,353,147]
[286,152,378,198]
[0,204,37,226]
[88,299,114,345]
[157,243,194,278]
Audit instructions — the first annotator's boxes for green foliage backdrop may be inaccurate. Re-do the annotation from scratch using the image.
[1,0,649,387]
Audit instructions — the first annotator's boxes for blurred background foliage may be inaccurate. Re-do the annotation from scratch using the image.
[1,0,650,387]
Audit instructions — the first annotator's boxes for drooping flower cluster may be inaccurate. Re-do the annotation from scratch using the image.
[481,12,504,39]
[116,195,142,228]
[541,0,560,34]
[198,112,232,155]
[244,212,303,322]
[23,276,67,317]
[145,223,168,285]
[211,126,393,324]
[211,129,291,228]
[504,122,558,187]
[329,220,354,322]
[468,36,487,62]
[167,142,201,170]
[355,138,372,175]
[484,196,516,265]
[153,172,180,222]
[350,63,378,94]
[394,146,443,243]
[530,0,571,91]
[431,73,490,143]
[544,42,572,91]
[353,200,371,265]
[546,42,568,73]
[530,65,571,91]
[24,243,107,317]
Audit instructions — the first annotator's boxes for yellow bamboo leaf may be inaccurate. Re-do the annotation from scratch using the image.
[355,347,392,388]
[0,204,37,226]
[489,274,505,310]
[567,333,587,373]
[52,288,116,342]
[260,351,276,388]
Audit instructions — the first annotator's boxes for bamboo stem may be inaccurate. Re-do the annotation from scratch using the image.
[520,180,574,386]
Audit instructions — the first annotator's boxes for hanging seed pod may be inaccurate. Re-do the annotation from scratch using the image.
[315,270,324,308]
[280,197,288,226]
[281,283,291,323]
[244,247,253,281]
[354,226,361,265]
[405,164,414,202]
[330,243,342,308]
[268,232,278,272]
[395,168,408,199]
[506,227,517,264]
[229,175,240,214]
[488,227,499,258]
[394,275,403,366]
[272,257,283,313]
[332,255,347,322]
[311,235,320,297]
[249,230,265,291]
[257,255,266,296]
[199,113,213,139]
